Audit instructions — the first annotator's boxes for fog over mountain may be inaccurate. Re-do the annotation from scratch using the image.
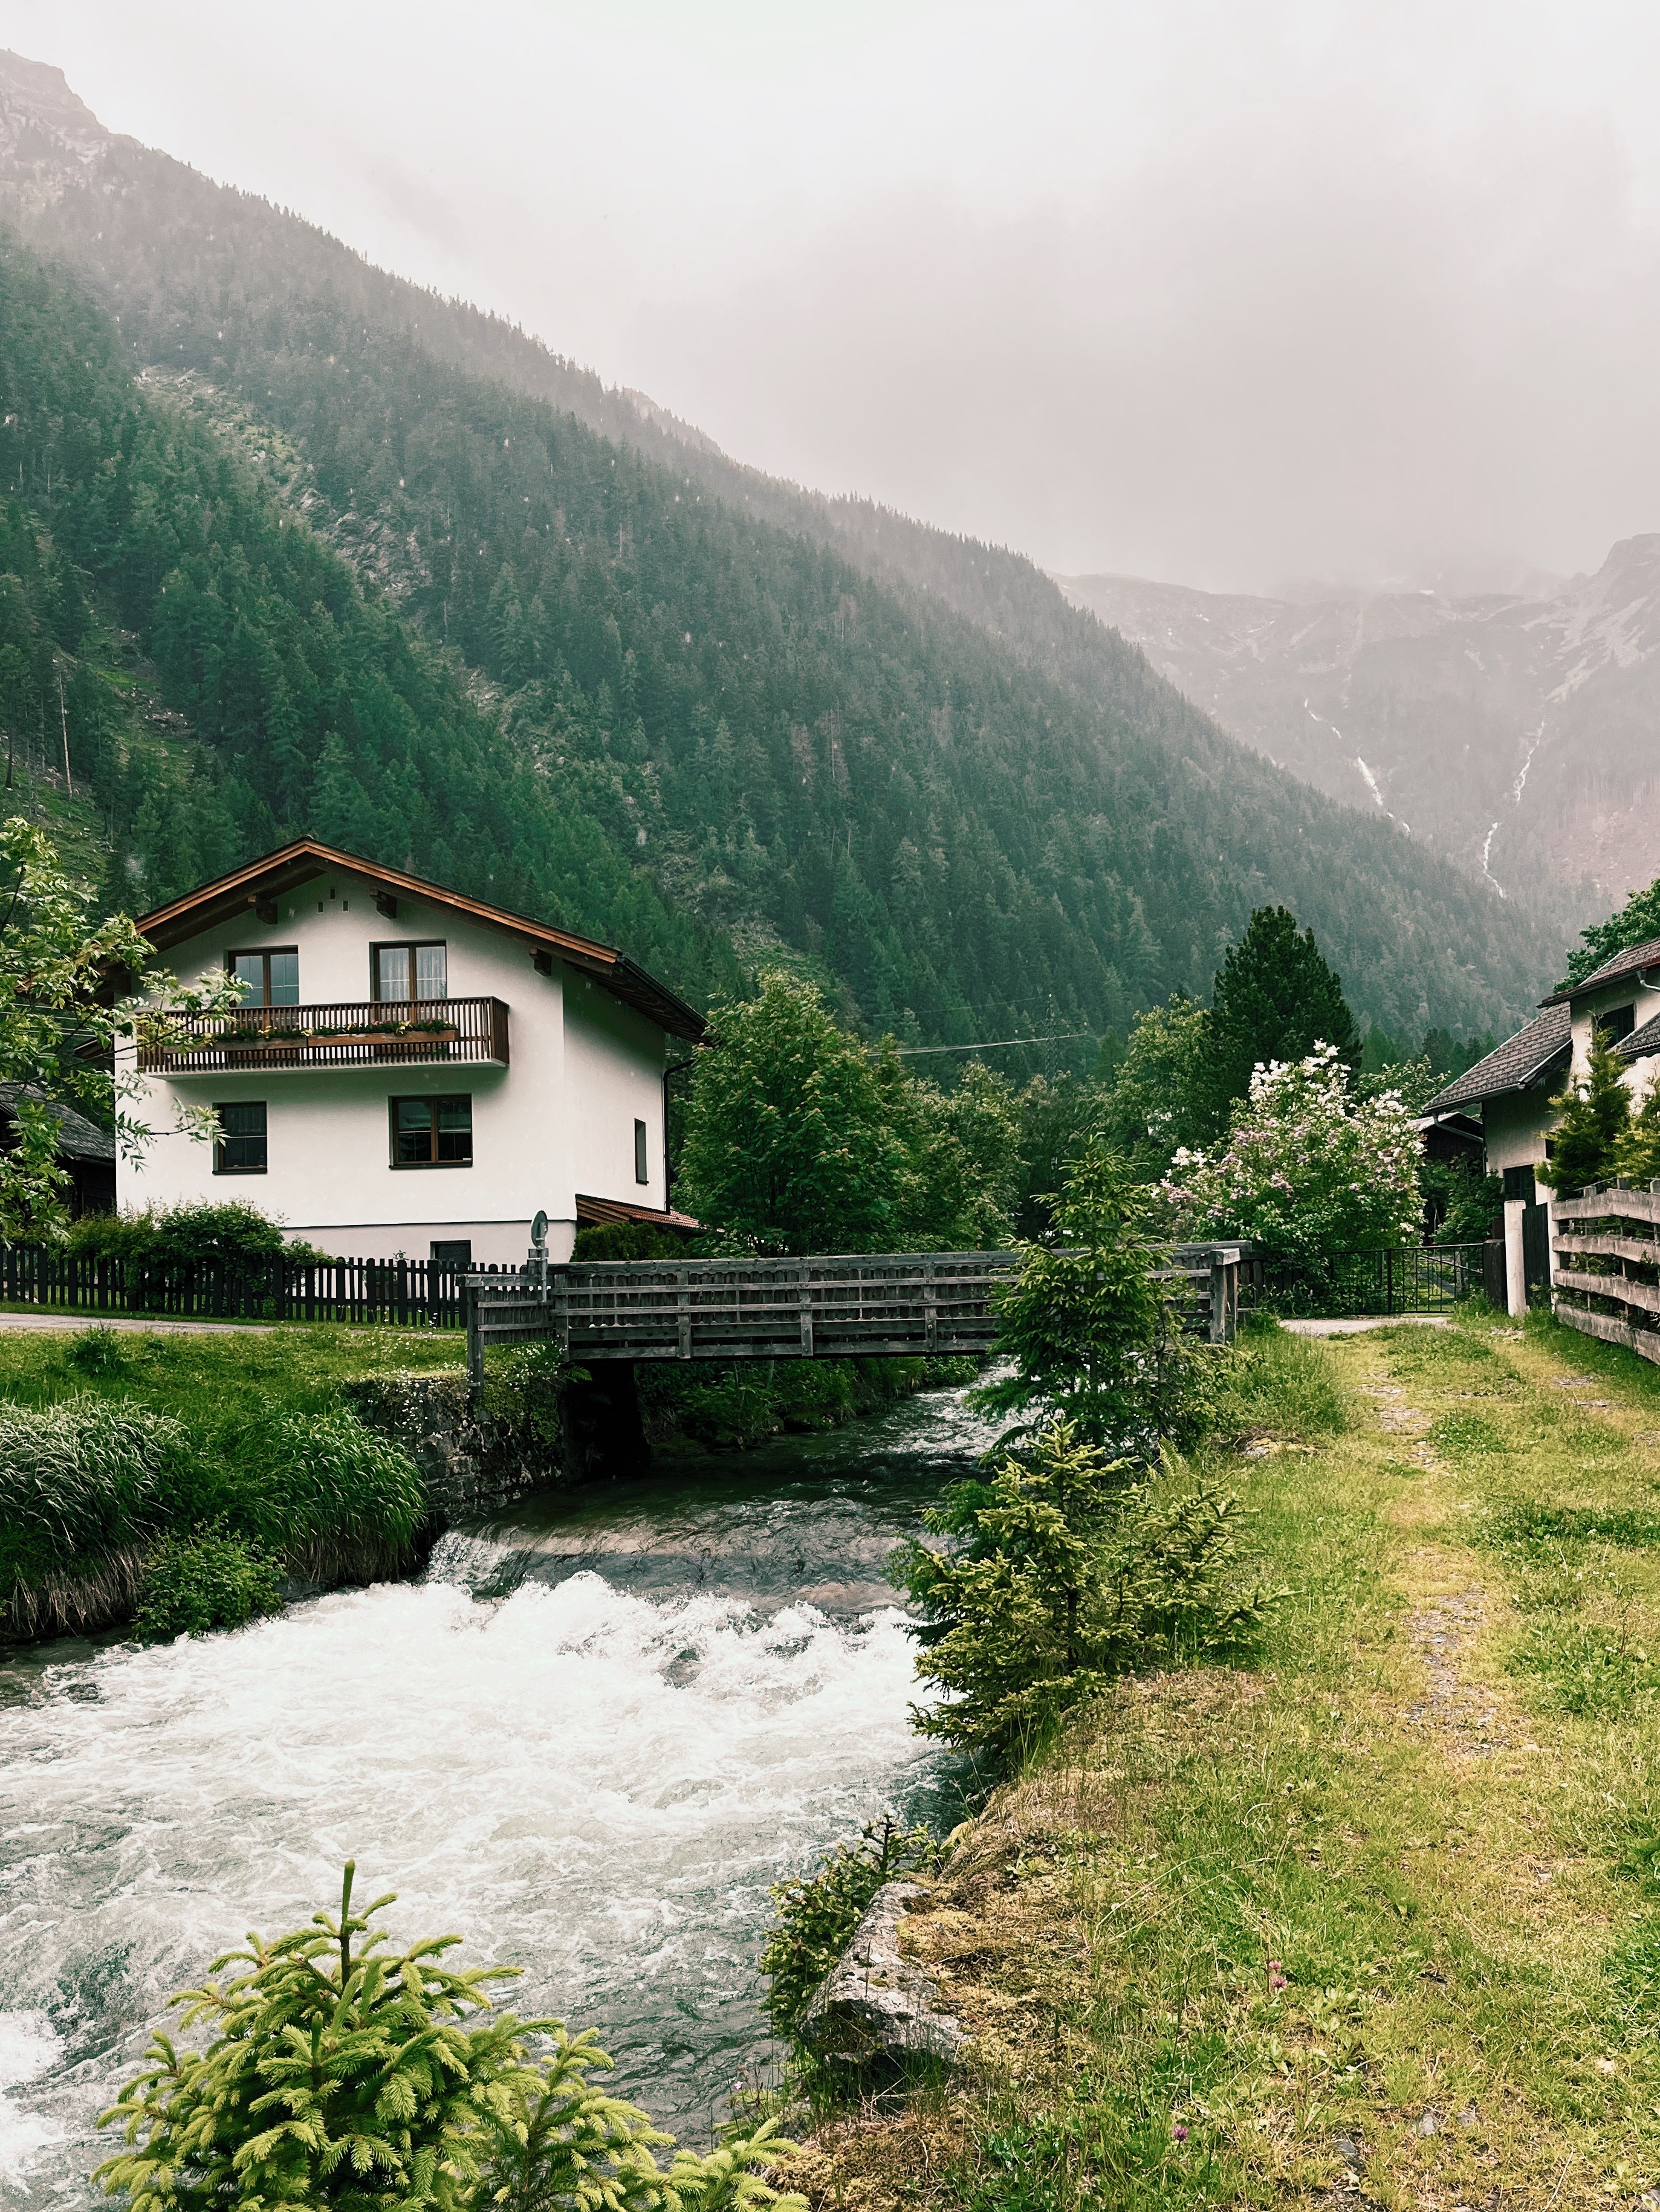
[14,0,1660,595]
[1059,545,1660,909]
[0,44,1568,1044]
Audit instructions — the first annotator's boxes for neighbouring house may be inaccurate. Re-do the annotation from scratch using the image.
[120,840,704,1264]
[1421,935,1660,1311]
[0,1083,117,1217]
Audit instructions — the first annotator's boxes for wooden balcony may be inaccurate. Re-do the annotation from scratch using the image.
[139,997,510,1075]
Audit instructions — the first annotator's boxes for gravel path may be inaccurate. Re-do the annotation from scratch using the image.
[0,1311,271,1334]
[1282,1316,1450,1337]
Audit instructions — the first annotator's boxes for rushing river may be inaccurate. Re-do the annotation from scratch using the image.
[0,1380,1005,2205]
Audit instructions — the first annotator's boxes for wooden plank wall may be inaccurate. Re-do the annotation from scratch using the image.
[1552,1183,1660,1366]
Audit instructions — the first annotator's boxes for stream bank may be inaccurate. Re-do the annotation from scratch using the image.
[0,1374,1006,2208]
[787,1313,1660,2211]
[0,1320,976,1644]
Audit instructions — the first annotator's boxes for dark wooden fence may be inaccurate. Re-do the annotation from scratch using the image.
[0,1244,536,1327]
[1238,1243,1485,1319]
[1553,1182,1660,1365]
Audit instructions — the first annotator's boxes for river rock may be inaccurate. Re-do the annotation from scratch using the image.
[797,1881,965,2065]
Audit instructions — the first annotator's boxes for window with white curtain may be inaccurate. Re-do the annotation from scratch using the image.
[373,942,448,1001]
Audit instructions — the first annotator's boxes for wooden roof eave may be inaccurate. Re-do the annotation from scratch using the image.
[132,839,705,1043]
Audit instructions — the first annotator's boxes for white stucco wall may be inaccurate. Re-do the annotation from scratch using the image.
[1569,971,1660,1077]
[561,976,670,1212]
[1483,1090,1557,1179]
[117,861,670,1264]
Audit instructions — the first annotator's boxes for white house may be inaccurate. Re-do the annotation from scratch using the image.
[1421,933,1660,1311]
[121,840,704,1264]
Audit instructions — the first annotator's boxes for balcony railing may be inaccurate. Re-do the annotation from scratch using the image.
[138,997,510,1074]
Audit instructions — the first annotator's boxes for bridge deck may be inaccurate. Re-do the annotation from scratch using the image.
[465,1245,1240,1382]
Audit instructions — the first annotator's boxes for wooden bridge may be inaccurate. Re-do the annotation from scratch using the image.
[465,1244,1242,1384]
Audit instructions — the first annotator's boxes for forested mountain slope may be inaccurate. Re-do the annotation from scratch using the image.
[0,239,741,1007]
[0,50,1562,1040]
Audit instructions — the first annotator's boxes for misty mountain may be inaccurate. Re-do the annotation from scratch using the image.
[0,50,1564,1043]
[1057,547,1660,919]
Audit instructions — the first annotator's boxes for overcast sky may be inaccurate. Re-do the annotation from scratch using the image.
[13,0,1660,592]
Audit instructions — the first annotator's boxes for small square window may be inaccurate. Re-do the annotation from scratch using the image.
[634,1118,649,1185]
[214,1101,268,1174]
[391,1095,472,1166]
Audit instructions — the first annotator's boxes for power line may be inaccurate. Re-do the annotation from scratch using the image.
[889,1032,1095,1058]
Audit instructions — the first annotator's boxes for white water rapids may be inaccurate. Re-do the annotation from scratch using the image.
[1,1384,1002,2204]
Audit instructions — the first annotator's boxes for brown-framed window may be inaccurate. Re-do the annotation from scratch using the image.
[213,1101,268,1174]
[391,1094,472,1167]
[373,942,447,1002]
[635,1118,649,1184]
[1600,1003,1637,1044]
[227,949,299,1005]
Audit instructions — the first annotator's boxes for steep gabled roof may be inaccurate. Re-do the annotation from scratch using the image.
[1422,1003,1572,1114]
[134,840,705,1043]
[1618,1009,1660,1062]
[0,1083,117,1162]
[1540,934,1660,1006]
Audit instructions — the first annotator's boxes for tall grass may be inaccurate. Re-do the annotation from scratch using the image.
[0,1370,430,1641]
[0,1396,195,1640]
[0,1395,187,1560]
[1208,1319,1352,1443]
[222,1409,428,1581]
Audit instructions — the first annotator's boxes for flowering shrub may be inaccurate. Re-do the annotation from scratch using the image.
[1161,1043,1421,1260]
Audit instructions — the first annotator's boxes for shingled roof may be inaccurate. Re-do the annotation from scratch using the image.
[0,1084,117,1163]
[1422,1003,1572,1114]
[1617,1009,1660,1063]
[1540,935,1660,1006]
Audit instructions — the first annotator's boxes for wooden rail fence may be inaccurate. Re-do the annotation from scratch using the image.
[465,1243,1242,1383]
[1553,1182,1660,1364]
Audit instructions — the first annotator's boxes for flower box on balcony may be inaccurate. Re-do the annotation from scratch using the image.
[316,1027,459,1047]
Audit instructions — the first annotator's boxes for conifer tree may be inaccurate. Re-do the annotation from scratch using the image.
[889,1418,1273,1760]
[96,1864,805,2212]
[1612,1074,1660,1189]
[1548,1029,1632,1196]
[976,1139,1203,1453]
[1207,907,1360,1126]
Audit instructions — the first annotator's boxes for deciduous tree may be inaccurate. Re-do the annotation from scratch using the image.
[1163,1043,1421,1261]
[0,820,240,1237]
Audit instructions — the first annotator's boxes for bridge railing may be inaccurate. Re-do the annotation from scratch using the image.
[465,1242,1243,1383]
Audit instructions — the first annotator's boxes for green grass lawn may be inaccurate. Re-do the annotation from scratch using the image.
[794,1311,1660,2210]
[0,1319,463,1431]
[0,1322,468,1641]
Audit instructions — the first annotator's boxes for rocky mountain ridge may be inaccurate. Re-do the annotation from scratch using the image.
[1057,541,1660,911]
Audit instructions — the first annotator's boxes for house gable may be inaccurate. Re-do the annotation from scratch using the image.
[135,839,704,1044]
